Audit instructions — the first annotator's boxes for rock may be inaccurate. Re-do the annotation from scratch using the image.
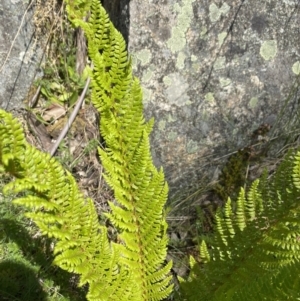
[124,0,300,200]
[0,0,43,110]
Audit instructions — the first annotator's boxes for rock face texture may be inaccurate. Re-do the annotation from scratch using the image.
[0,0,43,110]
[123,0,300,200]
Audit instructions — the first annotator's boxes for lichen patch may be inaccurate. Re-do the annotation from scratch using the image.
[135,49,152,66]
[292,61,300,75]
[164,73,190,107]
[260,40,277,60]
[209,2,230,23]
[167,0,195,53]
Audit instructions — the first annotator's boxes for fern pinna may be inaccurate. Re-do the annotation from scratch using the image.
[0,1,172,300]
[180,150,300,300]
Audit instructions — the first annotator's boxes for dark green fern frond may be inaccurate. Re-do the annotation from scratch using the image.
[180,149,300,300]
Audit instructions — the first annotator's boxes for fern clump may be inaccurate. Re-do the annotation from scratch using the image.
[180,149,300,300]
[6,0,300,300]
[0,0,172,300]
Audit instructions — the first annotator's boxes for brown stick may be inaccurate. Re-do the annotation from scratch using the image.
[50,77,91,157]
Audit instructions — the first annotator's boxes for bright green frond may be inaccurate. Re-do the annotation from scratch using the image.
[1,0,172,299]
[65,1,173,299]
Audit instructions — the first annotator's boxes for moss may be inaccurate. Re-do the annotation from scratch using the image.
[212,122,272,203]
[213,148,253,202]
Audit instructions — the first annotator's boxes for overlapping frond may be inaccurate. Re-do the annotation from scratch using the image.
[0,111,137,300]
[180,149,300,300]
[0,0,172,300]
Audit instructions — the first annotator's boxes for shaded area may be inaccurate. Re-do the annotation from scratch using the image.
[0,260,47,301]
[0,216,87,301]
[101,0,131,45]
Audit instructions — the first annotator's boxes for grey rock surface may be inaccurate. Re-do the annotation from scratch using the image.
[124,0,300,200]
[0,0,43,110]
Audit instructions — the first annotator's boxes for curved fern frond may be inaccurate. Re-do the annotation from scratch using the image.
[0,110,137,300]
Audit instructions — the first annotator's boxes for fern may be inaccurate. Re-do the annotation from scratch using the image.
[65,0,173,299]
[180,149,300,300]
[0,0,172,300]
[0,111,135,300]
[6,0,300,300]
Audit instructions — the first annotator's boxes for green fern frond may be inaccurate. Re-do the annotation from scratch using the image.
[0,110,138,300]
[199,240,210,263]
[235,188,247,230]
[180,149,300,300]
[1,0,172,299]
[0,111,25,173]
[64,0,172,299]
